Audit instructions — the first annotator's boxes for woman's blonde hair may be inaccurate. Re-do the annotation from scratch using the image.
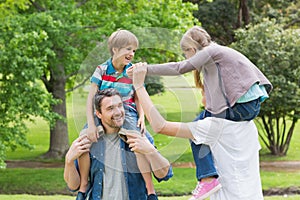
[108,29,139,56]
[180,26,211,90]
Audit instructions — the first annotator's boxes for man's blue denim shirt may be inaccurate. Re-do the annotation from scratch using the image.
[83,135,173,200]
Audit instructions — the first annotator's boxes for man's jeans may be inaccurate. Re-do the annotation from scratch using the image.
[191,98,261,181]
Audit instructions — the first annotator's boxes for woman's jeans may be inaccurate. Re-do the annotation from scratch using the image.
[191,98,261,181]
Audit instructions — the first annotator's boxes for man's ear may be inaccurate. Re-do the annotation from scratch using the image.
[95,110,102,119]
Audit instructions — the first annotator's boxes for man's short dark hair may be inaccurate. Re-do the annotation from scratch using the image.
[94,88,122,113]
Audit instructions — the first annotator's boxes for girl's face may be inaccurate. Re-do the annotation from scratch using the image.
[112,45,137,66]
[182,47,196,59]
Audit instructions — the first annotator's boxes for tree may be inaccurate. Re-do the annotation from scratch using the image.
[0,0,197,165]
[231,19,300,156]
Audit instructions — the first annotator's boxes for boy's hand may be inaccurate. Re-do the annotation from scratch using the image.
[86,124,99,143]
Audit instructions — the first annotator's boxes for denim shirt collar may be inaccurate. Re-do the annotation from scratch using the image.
[88,133,147,200]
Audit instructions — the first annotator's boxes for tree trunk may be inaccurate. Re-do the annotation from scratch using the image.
[42,63,69,159]
[237,0,250,28]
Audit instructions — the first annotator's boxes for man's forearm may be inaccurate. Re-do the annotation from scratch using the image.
[64,158,80,191]
[145,150,170,179]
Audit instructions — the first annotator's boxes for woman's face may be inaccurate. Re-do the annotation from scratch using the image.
[112,45,137,66]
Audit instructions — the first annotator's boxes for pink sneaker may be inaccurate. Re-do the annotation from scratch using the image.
[189,178,222,200]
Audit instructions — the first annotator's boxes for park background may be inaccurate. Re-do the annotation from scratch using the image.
[0,0,299,199]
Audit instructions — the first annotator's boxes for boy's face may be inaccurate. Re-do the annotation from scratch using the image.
[113,44,137,66]
[96,95,125,131]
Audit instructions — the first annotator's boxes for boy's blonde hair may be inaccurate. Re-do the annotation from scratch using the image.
[180,26,211,90]
[108,29,139,56]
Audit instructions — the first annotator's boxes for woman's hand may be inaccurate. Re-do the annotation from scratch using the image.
[132,62,147,90]
[126,62,147,79]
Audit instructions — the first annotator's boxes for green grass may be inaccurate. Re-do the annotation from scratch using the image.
[0,195,299,200]
[0,168,66,195]
[3,73,300,197]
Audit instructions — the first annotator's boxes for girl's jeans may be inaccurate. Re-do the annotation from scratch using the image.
[191,98,261,181]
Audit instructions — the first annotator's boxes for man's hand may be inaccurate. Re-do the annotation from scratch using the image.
[137,116,146,134]
[65,134,92,164]
[126,131,156,154]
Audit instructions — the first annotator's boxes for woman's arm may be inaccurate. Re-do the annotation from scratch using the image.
[132,64,194,139]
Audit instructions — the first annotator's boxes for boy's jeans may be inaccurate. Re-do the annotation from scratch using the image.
[191,98,261,181]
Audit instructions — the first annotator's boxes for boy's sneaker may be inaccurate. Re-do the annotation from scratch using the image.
[76,191,86,200]
[189,178,222,200]
[147,193,158,200]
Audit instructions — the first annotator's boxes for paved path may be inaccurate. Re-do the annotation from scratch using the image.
[172,161,300,172]
[5,160,300,172]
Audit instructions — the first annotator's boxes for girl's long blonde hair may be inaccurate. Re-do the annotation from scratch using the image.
[180,26,211,90]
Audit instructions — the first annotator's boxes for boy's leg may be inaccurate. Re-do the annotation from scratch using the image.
[77,152,90,193]
[123,108,157,198]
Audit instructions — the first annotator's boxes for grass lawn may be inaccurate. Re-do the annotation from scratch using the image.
[0,194,299,200]
[2,73,300,197]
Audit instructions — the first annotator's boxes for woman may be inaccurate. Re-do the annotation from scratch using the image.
[130,63,264,200]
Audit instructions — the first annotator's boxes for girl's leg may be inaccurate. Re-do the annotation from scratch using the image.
[190,142,218,181]
[229,98,261,121]
[189,111,221,200]
[192,110,217,181]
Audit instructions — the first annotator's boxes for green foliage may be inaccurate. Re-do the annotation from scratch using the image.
[231,18,300,155]
[193,0,237,45]
[0,0,198,164]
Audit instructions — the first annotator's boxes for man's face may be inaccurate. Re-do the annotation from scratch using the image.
[96,95,125,131]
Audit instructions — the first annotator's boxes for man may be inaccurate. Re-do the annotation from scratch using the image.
[64,88,173,200]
